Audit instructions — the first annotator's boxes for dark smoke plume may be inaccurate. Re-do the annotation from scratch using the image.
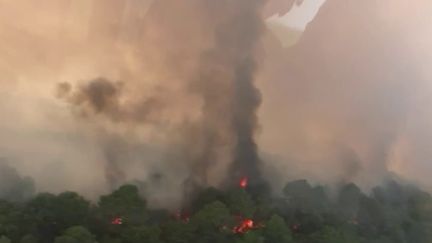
[4,0,432,204]
[188,0,266,187]
[57,78,162,124]
[58,0,269,190]
[57,78,162,189]
[57,78,122,117]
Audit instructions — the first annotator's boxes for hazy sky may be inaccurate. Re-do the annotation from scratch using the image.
[2,0,432,200]
[270,0,326,30]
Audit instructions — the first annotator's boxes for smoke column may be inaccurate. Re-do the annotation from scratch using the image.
[189,0,266,186]
[58,0,269,190]
[4,0,432,204]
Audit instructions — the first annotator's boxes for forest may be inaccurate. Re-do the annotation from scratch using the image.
[1,1,432,243]
[0,178,431,243]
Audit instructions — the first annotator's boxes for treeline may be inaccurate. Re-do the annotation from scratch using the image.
[0,180,431,243]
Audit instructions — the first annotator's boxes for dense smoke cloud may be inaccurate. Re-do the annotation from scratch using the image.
[187,0,266,186]
[59,0,267,190]
[57,78,163,123]
[259,0,432,190]
[1,0,432,206]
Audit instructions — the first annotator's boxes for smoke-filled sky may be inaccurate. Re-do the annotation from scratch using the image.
[270,0,325,30]
[1,0,432,206]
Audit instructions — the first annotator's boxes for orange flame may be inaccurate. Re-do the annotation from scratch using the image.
[111,217,123,225]
[239,177,248,188]
[233,218,260,234]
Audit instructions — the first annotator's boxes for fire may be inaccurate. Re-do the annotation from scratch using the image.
[291,224,300,232]
[239,177,248,189]
[233,219,254,234]
[111,217,123,225]
[174,210,190,223]
[233,218,264,234]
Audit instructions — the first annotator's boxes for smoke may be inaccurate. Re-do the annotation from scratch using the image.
[188,0,266,186]
[57,78,163,123]
[58,0,267,190]
[0,160,35,202]
[57,79,122,118]
[258,0,432,190]
[1,0,432,206]
[264,0,303,18]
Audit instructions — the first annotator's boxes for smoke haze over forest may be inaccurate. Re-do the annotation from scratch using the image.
[0,0,432,207]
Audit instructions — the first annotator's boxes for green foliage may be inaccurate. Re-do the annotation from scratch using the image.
[98,185,147,225]
[53,237,75,243]
[28,192,90,226]
[191,187,224,211]
[20,235,38,243]
[121,226,162,243]
[236,231,264,243]
[282,180,330,211]
[55,192,91,226]
[227,189,256,218]
[54,226,95,243]
[100,236,121,243]
[193,201,231,227]
[0,180,429,243]
[0,200,25,241]
[264,215,293,243]
[337,183,363,220]
[162,221,196,243]
[0,236,11,243]
[26,192,90,242]
[147,209,171,225]
[191,201,232,243]
[309,226,364,243]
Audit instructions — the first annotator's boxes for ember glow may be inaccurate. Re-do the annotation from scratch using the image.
[111,217,123,225]
[233,218,259,234]
[0,1,431,243]
[173,210,190,223]
[291,224,300,232]
[239,177,248,189]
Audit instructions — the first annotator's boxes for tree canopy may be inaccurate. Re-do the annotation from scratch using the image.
[0,181,430,243]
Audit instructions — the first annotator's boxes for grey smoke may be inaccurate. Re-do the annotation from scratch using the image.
[258,0,432,190]
[57,78,122,117]
[0,160,35,202]
[57,78,162,124]
[188,0,266,186]
[59,0,268,189]
[1,0,432,205]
